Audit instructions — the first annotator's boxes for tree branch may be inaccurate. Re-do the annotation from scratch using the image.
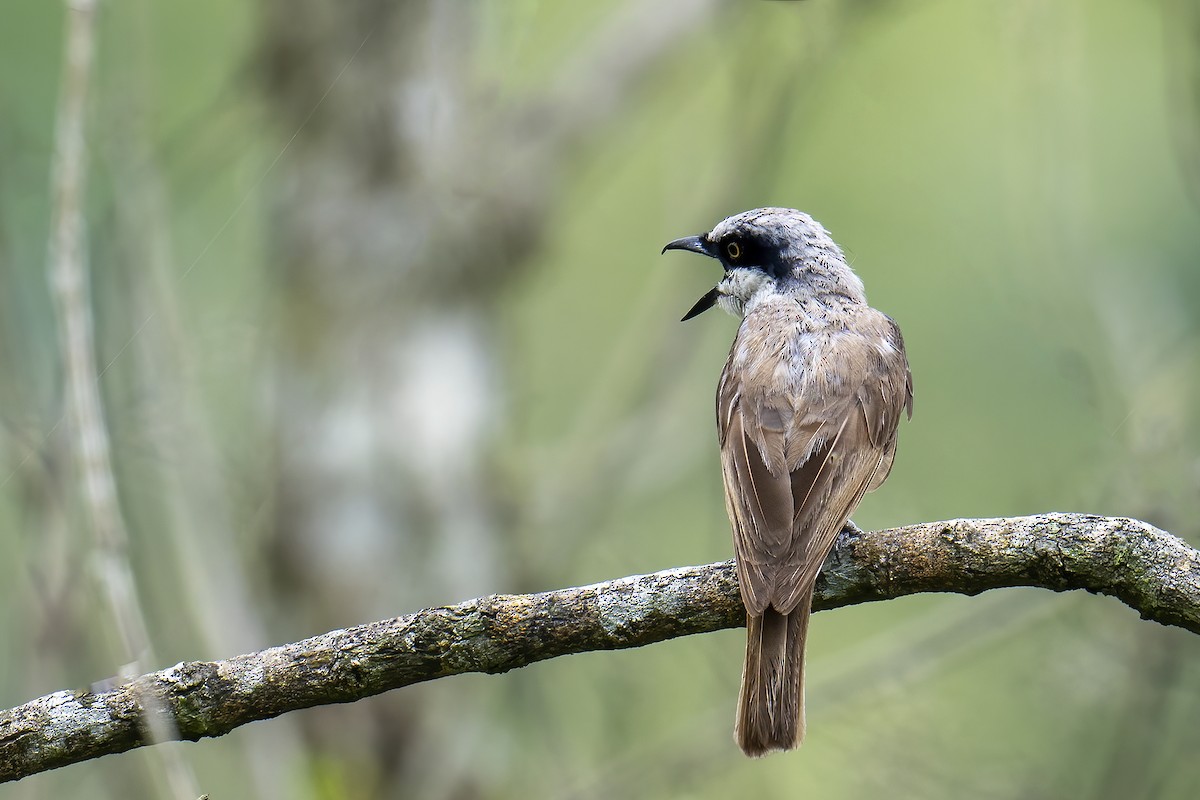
[3,513,1197,783]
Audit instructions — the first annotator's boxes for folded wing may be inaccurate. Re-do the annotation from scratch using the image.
[719,310,912,614]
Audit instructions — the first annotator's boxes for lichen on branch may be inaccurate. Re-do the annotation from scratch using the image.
[2,513,1197,783]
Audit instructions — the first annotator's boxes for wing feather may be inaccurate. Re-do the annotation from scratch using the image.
[718,306,912,616]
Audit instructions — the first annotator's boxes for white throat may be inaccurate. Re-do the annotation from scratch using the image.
[717,268,777,318]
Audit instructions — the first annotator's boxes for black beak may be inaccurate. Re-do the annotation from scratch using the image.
[663,234,720,321]
[680,287,719,321]
[661,235,714,257]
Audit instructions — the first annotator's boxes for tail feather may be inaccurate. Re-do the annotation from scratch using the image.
[735,601,810,757]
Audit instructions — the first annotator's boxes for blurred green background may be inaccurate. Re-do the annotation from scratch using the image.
[4,0,1200,797]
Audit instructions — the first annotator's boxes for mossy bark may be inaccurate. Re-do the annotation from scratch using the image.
[2,513,1197,783]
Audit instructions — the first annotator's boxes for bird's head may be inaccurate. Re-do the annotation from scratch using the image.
[662,207,865,321]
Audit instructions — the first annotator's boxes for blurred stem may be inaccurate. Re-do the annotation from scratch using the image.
[45,1,198,797]
[100,0,310,794]
[1163,0,1200,210]
[2,512,1199,783]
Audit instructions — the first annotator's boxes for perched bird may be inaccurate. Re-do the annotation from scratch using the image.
[663,208,912,757]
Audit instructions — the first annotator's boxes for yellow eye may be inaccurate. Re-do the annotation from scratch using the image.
[726,241,742,260]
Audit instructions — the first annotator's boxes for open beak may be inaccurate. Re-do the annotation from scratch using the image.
[662,234,720,321]
[661,235,714,257]
[680,287,720,321]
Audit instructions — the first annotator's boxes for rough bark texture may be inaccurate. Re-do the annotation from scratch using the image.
[3,513,1198,783]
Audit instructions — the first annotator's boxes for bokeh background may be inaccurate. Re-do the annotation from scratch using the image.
[4,0,1200,797]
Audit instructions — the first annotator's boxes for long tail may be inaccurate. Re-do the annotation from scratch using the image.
[735,598,811,757]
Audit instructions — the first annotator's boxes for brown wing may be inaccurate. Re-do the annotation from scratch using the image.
[719,308,912,615]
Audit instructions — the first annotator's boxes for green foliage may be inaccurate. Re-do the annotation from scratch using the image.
[2,0,1199,797]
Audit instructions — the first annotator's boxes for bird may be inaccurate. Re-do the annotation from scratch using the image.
[663,207,912,757]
